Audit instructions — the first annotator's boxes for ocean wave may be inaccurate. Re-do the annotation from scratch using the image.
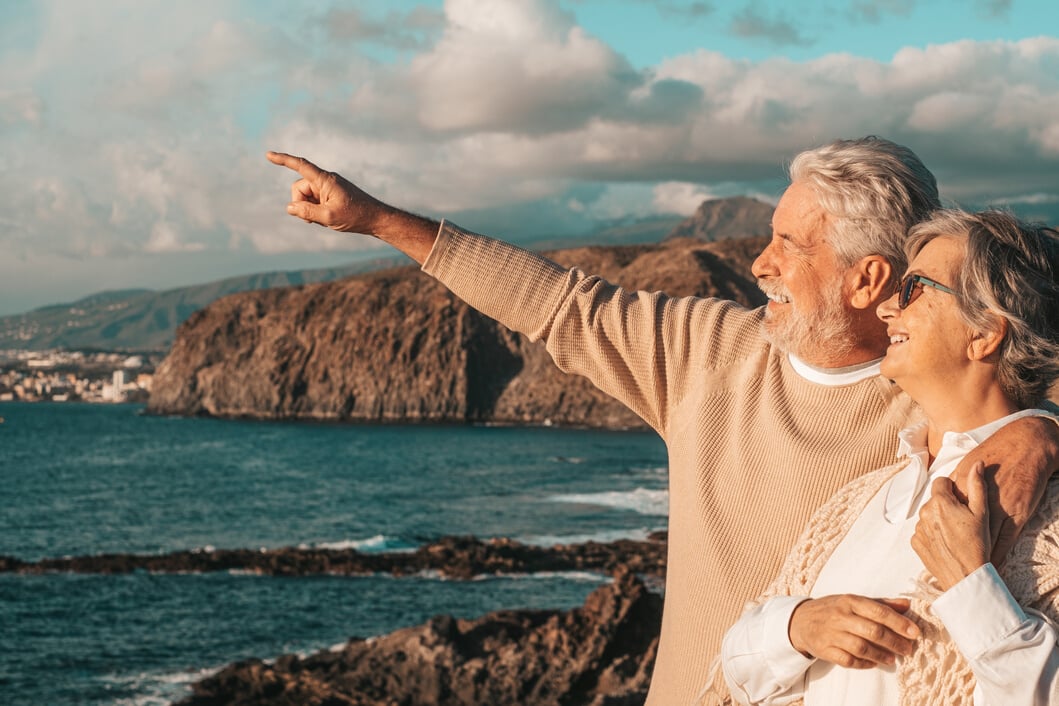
[101,665,221,706]
[359,569,611,584]
[548,487,668,516]
[297,534,418,554]
[516,527,657,546]
[470,570,611,583]
[631,465,667,476]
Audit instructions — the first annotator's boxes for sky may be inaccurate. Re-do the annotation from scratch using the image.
[2,0,1058,316]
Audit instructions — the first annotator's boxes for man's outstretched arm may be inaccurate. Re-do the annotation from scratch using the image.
[264,151,718,433]
[266,151,439,264]
[952,415,1059,565]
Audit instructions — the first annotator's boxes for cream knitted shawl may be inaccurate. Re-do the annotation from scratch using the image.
[703,464,1059,705]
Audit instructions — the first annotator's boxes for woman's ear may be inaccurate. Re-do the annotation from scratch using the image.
[968,315,1008,361]
[847,256,893,310]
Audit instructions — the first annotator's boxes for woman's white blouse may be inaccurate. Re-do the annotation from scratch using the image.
[720,409,1059,706]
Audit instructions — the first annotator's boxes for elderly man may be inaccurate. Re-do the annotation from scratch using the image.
[267,137,1058,705]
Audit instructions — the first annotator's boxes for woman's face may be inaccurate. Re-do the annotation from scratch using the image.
[876,236,974,392]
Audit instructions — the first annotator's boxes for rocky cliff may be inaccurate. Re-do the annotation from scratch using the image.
[148,237,768,428]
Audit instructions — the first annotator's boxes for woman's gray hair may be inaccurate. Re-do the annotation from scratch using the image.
[789,136,941,287]
[907,209,1059,409]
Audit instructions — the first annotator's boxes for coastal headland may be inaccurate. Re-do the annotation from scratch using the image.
[147,234,769,429]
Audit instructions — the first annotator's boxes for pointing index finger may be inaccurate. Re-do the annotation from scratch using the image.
[266,151,326,181]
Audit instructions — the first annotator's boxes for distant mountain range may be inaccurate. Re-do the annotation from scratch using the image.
[0,258,408,353]
[0,197,773,352]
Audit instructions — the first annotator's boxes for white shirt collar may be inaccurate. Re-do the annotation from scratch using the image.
[787,354,882,386]
[884,408,1048,522]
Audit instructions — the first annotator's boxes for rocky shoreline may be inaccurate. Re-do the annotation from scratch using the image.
[178,566,661,706]
[4,536,667,705]
[0,534,667,580]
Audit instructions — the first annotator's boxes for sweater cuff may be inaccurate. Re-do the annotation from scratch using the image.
[421,218,453,275]
[932,563,1026,659]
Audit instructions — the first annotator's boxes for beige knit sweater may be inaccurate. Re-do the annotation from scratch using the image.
[702,463,1059,705]
[422,222,918,705]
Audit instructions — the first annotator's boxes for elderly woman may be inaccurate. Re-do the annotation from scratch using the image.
[715,210,1059,705]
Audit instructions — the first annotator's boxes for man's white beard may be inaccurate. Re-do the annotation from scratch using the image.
[759,279,856,363]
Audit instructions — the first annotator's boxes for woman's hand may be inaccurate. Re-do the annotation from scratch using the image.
[912,461,992,591]
[788,595,920,668]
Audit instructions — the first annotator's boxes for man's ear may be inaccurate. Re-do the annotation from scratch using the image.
[846,255,893,310]
[969,315,1008,361]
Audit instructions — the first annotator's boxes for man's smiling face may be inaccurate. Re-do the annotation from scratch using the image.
[751,180,855,363]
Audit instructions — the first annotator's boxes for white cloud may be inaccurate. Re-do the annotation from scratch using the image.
[652,182,720,215]
[145,221,205,253]
[406,0,638,134]
[2,0,1059,294]
[0,89,42,125]
[1039,123,1059,156]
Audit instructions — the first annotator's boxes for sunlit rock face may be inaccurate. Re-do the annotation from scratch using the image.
[149,235,767,429]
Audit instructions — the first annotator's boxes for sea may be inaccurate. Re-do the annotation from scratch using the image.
[0,401,668,706]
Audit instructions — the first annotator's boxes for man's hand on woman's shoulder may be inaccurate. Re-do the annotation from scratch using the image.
[952,415,1059,564]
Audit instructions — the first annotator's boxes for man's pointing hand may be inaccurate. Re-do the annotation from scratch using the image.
[266,151,388,235]
[266,151,439,264]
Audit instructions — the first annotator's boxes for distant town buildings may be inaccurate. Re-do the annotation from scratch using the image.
[0,349,158,404]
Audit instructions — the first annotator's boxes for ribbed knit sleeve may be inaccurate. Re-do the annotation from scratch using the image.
[423,221,574,341]
[423,220,758,433]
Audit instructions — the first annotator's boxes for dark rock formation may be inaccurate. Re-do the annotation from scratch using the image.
[0,535,666,580]
[665,196,774,242]
[147,237,768,428]
[177,566,661,706]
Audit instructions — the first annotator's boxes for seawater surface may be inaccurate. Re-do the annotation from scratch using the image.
[0,402,667,705]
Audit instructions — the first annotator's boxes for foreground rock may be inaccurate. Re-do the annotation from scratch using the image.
[178,567,660,706]
[0,535,666,580]
[148,236,767,428]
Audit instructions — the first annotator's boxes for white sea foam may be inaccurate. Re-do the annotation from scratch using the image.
[297,534,418,553]
[470,570,611,583]
[631,465,668,476]
[101,664,222,706]
[517,527,656,546]
[548,487,668,516]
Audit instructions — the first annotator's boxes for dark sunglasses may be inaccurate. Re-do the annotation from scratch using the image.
[898,274,956,309]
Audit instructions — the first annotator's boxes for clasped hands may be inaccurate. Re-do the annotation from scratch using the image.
[789,462,991,668]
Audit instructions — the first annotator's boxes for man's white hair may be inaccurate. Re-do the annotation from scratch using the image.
[789,136,941,288]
